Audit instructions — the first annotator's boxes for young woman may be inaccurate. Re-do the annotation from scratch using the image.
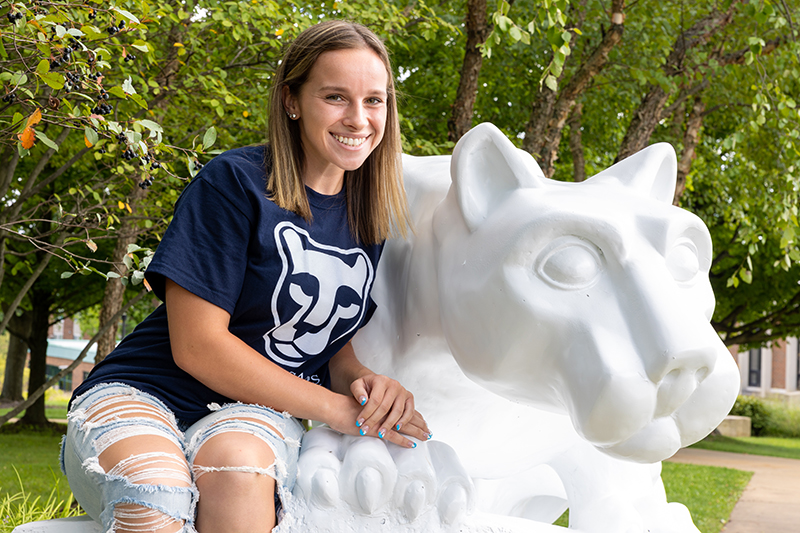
[62,20,429,533]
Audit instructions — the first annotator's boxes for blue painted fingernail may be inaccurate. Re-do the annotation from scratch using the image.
[356,418,364,427]
[359,428,366,436]
[360,396,367,406]
[411,442,417,448]
[378,429,385,439]
[427,432,433,440]
[396,423,402,431]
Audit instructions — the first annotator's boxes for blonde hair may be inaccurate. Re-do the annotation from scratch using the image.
[267,20,409,245]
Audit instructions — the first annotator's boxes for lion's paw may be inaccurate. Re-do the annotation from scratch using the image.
[275,427,474,533]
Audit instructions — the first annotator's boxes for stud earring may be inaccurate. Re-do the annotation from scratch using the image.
[289,113,298,120]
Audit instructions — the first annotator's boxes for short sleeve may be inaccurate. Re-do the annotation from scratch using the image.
[145,175,253,315]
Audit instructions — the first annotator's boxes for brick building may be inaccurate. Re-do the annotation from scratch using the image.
[733,338,800,404]
[44,317,95,393]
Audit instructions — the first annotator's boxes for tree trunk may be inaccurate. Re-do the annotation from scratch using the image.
[1,334,28,403]
[523,0,625,176]
[0,312,33,403]
[615,3,740,162]
[447,0,491,143]
[568,102,586,182]
[95,187,146,362]
[674,97,705,205]
[19,288,52,426]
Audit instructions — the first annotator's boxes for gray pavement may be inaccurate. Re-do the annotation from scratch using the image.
[668,447,800,533]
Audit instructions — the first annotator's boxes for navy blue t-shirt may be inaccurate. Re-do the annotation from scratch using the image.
[72,145,383,425]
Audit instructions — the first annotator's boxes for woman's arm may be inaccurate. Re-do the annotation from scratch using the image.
[328,340,431,444]
[166,279,363,438]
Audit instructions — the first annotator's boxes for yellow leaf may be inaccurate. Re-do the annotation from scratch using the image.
[118,201,125,209]
[210,29,217,34]
[85,134,93,147]
[173,42,184,47]
[243,110,250,117]
[26,108,42,128]
[126,203,132,213]
[18,127,35,149]
[275,29,284,36]
[86,240,97,253]
[143,278,152,291]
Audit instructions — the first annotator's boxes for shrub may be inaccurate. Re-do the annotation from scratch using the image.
[729,395,773,436]
[729,395,800,437]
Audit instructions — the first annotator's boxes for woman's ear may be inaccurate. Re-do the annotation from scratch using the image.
[282,86,298,118]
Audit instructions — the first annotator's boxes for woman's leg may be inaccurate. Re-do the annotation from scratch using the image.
[185,405,304,533]
[63,385,197,533]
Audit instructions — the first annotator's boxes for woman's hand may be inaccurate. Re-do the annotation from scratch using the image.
[350,373,431,447]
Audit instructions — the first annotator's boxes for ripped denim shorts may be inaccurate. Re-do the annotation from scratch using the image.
[60,383,305,532]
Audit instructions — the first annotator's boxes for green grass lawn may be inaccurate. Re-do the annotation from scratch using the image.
[691,434,800,460]
[0,425,70,503]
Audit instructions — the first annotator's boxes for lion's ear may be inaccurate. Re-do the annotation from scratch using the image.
[451,123,545,233]
[589,144,677,204]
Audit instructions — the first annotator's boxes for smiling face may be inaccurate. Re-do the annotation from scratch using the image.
[283,48,389,194]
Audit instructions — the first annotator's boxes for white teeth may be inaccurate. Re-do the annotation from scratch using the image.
[333,134,367,147]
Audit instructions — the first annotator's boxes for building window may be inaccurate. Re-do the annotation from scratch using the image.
[748,349,761,388]
[45,364,72,391]
[797,342,800,390]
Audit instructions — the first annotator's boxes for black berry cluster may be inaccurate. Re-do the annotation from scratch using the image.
[2,93,16,103]
[64,71,82,92]
[88,9,96,20]
[194,160,204,171]
[92,102,112,115]
[139,178,153,190]
[7,10,24,23]
[121,147,136,160]
[124,53,136,63]
[150,161,161,170]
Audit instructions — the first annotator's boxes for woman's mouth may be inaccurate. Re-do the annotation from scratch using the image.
[332,133,368,147]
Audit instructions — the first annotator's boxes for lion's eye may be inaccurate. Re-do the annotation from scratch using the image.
[666,240,700,283]
[537,238,604,290]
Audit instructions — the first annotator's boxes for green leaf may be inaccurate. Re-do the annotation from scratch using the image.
[544,74,558,91]
[108,86,128,99]
[509,25,522,42]
[122,77,137,95]
[129,93,148,109]
[131,40,150,53]
[113,7,141,24]
[55,25,67,38]
[740,269,753,284]
[34,130,59,151]
[203,126,217,149]
[39,72,65,90]
[137,119,163,133]
[61,271,74,279]
[85,126,98,146]
[36,59,50,75]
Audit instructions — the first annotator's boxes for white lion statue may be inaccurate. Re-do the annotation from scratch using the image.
[277,123,741,533]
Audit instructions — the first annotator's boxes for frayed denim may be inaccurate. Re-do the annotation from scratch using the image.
[61,383,304,532]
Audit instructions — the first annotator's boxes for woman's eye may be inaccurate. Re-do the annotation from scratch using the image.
[326,94,344,101]
[666,240,700,283]
[536,238,604,290]
[366,97,383,105]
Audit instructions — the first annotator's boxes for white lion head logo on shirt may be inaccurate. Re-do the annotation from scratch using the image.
[264,222,374,368]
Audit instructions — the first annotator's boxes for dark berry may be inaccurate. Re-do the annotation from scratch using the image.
[150,161,160,170]
[50,59,61,68]
[108,26,118,35]
[118,20,125,29]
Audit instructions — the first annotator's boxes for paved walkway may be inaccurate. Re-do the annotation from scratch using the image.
[668,448,800,533]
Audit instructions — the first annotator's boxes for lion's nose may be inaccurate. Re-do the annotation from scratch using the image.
[652,347,715,418]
